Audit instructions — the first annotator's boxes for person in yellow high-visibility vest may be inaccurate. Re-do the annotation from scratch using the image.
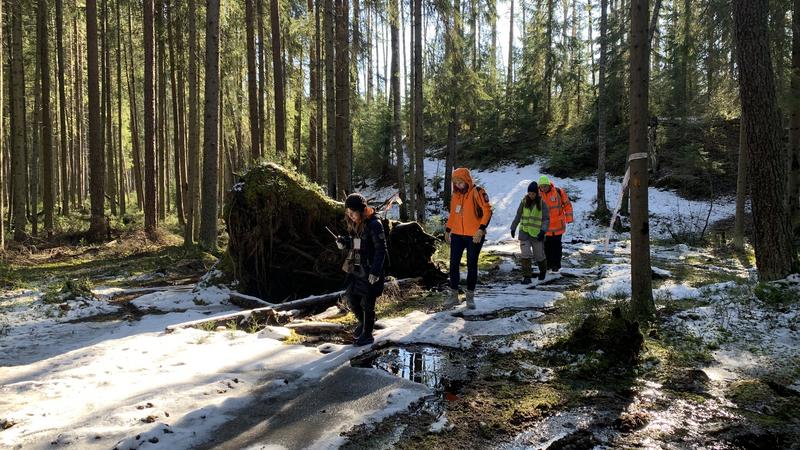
[510,182,550,283]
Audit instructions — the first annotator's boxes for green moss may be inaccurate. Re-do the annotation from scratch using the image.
[235,163,341,225]
[725,379,800,427]
[754,283,798,305]
[477,253,502,271]
[42,278,94,304]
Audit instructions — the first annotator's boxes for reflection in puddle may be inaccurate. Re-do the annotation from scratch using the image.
[356,346,469,399]
[374,347,444,390]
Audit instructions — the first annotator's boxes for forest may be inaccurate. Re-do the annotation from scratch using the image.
[1,0,799,448]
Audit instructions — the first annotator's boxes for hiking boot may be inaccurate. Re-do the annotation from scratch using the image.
[443,288,460,308]
[465,290,476,309]
[520,259,532,285]
[353,333,375,347]
[537,261,547,281]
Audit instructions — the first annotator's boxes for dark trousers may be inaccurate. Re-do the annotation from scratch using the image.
[450,233,484,292]
[544,234,563,270]
[347,280,378,337]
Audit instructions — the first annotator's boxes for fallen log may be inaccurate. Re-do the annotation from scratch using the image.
[228,292,276,309]
[224,163,444,301]
[164,308,278,334]
[164,277,421,333]
[284,321,346,334]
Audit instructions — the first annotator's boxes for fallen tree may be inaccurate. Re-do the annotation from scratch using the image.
[165,277,422,333]
[224,163,444,301]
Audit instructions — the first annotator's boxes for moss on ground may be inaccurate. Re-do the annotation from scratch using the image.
[727,379,800,428]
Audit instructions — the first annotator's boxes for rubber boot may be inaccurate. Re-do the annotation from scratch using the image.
[465,290,476,309]
[520,259,532,284]
[354,309,375,346]
[537,260,548,281]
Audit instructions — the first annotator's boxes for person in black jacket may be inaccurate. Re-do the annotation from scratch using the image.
[336,193,387,346]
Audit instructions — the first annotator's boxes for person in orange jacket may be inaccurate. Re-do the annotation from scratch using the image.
[444,168,493,309]
[538,175,573,272]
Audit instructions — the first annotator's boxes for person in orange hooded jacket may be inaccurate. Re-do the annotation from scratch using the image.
[444,168,493,309]
[538,175,573,272]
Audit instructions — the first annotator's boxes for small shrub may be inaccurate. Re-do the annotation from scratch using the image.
[754,283,798,306]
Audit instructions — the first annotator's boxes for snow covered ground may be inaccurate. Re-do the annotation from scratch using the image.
[3,158,795,450]
[0,278,566,449]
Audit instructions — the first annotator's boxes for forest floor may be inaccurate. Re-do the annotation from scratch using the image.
[1,231,798,449]
[1,160,799,449]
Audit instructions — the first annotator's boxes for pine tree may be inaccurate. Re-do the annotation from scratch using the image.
[200,0,221,250]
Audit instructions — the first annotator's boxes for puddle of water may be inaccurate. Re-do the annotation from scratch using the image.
[354,345,471,400]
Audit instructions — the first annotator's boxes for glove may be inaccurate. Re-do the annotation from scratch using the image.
[510,227,516,239]
[473,229,485,244]
[536,230,545,241]
[368,274,379,284]
[444,231,451,245]
[336,236,350,250]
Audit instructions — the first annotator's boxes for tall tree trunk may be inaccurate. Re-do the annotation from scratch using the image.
[104,0,117,217]
[790,0,800,238]
[490,0,497,87]
[56,0,70,216]
[144,0,157,236]
[73,14,85,210]
[678,0,691,119]
[258,0,268,156]
[11,1,28,241]
[414,0,425,221]
[308,0,319,180]
[596,0,609,215]
[408,0,416,213]
[32,35,41,237]
[246,0,260,161]
[127,1,145,210]
[367,1,373,105]
[87,0,107,239]
[545,0,554,121]
[443,3,459,208]
[648,0,662,45]
[335,0,352,198]
[733,114,748,250]
[325,0,336,196]
[733,0,797,280]
[295,47,304,167]
[353,0,361,94]
[168,0,184,224]
[176,0,189,222]
[315,0,324,183]
[0,0,4,247]
[157,5,167,220]
[271,0,287,156]
[39,0,55,234]
[628,0,654,320]
[200,0,221,250]
[506,0,514,95]
[185,0,200,245]
[588,0,595,94]
[572,0,580,118]
[390,0,407,219]
[117,0,127,216]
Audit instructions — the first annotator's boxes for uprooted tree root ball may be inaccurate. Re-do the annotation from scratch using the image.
[224,163,445,301]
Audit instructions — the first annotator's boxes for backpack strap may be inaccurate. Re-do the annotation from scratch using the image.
[472,186,484,218]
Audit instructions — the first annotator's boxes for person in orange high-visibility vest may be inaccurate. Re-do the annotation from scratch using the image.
[538,175,573,272]
[444,168,493,309]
